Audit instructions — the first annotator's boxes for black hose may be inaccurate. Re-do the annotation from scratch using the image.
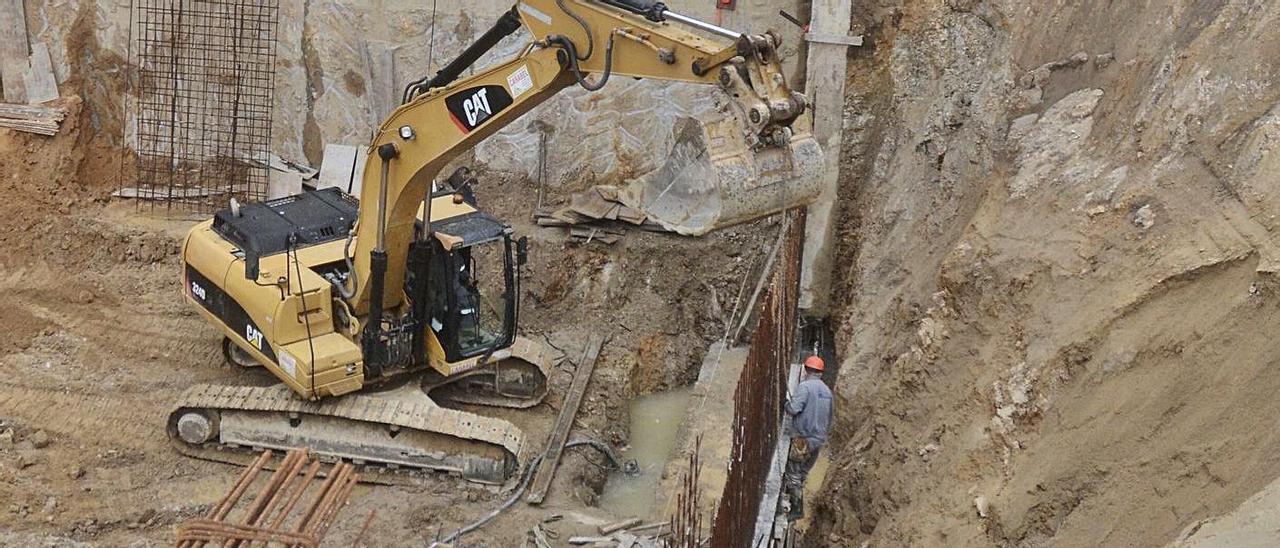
[553,33,617,92]
[432,438,624,546]
[435,454,544,546]
[289,237,319,399]
[566,436,624,469]
[556,0,594,60]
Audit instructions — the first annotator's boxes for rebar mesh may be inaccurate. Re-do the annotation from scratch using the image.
[128,0,279,214]
[710,208,806,548]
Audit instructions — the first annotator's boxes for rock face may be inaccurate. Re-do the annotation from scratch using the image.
[22,0,804,193]
[818,1,1280,546]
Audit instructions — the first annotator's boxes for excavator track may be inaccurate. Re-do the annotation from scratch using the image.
[168,383,524,485]
[425,336,555,409]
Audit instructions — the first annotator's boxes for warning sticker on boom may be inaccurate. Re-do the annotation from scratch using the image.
[508,65,533,99]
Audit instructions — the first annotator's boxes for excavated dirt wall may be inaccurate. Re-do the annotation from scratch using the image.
[816,1,1280,546]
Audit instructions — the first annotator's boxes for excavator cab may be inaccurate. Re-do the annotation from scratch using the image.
[410,201,519,365]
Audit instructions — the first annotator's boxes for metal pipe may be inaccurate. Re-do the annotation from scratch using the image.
[251,450,310,530]
[269,461,324,530]
[664,10,742,39]
[228,450,305,548]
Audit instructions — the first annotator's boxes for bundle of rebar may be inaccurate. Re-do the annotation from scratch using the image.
[175,449,359,547]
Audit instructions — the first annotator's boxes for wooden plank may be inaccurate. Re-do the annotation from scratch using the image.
[22,41,57,103]
[0,101,63,120]
[526,334,605,504]
[0,119,56,135]
[598,517,642,535]
[0,0,29,103]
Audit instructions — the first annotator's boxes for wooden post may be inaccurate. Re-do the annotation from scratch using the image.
[527,334,605,504]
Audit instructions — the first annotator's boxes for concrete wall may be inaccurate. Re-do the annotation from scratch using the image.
[24,0,807,192]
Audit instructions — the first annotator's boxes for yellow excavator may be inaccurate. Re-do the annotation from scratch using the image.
[170,0,822,484]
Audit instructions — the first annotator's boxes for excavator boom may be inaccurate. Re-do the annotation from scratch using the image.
[350,0,822,320]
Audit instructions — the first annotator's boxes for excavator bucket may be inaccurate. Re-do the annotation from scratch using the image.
[626,114,824,236]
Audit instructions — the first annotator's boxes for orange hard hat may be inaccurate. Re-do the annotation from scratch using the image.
[804,355,825,372]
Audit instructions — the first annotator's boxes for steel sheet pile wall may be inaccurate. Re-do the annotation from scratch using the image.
[129,0,279,213]
[709,208,806,547]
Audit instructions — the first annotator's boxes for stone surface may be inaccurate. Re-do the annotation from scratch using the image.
[21,0,806,198]
[818,1,1280,546]
[28,430,50,449]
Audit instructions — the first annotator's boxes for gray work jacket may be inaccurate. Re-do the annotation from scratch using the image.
[786,375,833,449]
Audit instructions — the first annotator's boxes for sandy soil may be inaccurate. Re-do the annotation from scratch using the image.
[812,1,1280,546]
[0,97,772,545]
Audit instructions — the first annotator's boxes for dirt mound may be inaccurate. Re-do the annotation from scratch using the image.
[815,1,1280,546]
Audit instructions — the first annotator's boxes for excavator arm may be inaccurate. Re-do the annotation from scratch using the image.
[349,0,822,325]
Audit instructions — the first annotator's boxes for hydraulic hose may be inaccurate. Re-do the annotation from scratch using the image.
[552,33,617,92]
[432,438,624,546]
[331,228,358,300]
[556,0,594,60]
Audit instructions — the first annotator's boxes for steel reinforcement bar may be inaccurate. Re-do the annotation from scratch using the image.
[708,208,806,548]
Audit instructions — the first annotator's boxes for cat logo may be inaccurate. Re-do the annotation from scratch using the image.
[446,85,514,133]
[463,88,492,127]
[246,324,264,350]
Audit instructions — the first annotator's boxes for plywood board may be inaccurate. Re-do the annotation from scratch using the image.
[349,147,369,197]
[22,41,56,104]
[317,144,359,194]
[268,170,305,200]
[0,0,29,103]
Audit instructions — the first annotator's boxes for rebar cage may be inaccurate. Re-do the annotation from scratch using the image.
[128,0,280,214]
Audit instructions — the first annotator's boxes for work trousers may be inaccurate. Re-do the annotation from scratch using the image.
[784,438,822,490]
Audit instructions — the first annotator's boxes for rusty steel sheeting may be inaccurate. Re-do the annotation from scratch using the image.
[709,209,806,548]
[175,449,360,548]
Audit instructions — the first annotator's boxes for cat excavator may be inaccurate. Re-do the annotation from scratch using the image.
[169,0,823,484]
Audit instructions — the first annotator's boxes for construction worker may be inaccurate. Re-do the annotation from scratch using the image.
[783,354,833,520]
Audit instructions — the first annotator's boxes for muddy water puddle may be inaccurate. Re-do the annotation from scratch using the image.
[599,387,692,518]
